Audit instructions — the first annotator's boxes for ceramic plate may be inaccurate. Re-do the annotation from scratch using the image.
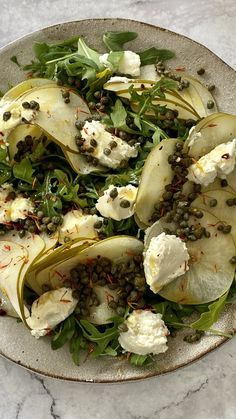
[0,18,236,383]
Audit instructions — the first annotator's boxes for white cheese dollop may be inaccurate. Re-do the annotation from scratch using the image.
[27,288,78,339]
[187,139,236,186]
[80,120,138,169]
[59,210,103,243]
[144,233,189,293]
[0,101,37,143]
[100,51,141,77]
[118,310,169,355]
[0,183,34,223]
[96,184,137,221]
[108,76,131,83]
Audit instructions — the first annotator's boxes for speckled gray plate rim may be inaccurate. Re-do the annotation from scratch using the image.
[0,18,236,383]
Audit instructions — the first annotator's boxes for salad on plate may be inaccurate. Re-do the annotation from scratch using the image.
[0,30,236,367]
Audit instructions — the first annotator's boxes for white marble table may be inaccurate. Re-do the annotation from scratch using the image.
[0,1,236,418]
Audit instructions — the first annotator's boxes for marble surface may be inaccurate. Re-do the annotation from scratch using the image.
[0,1,236,418]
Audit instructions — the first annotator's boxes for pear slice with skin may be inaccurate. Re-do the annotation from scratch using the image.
[1,78,56,102]
[191,189,236,246]
[27,239,95,295]
[184,113,236,158]
[17,85,90,153]
[7,124,44,160]
[135,139,177,226]
[158,210,235,304]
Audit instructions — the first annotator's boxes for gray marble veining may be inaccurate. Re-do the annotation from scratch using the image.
[0,1,236,418]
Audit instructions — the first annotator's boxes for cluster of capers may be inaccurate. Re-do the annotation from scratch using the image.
[150,141,212,241]
[69,255,147,318]
[88,90,111,112]
[16,212,63,238]
[14,135,34,162]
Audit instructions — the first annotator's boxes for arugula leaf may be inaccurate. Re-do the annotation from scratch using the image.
[0,146,8,163]
[79,318,123,357]
[103,31,138,51]
[77,38,102,68]
[13,157,35,184]
[51,316,76,350]
[190,292,228,331]
[129,353,153,366]
[138,47,175,65]
[111,99,127,128]
[107,51,124,69]
[69,332,88,365]
[0,163,12,185]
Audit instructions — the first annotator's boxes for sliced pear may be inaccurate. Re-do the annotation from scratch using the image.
[62,148,105,174]
[85,285,118,325]
[136,67,217,118]
[27,239,95,295]
[0,233,45,324]
[185,113,236,158]
[17,85,90,153]
[191,189,236,245]
[135,139,177,226]
[104,79,200,120]
[7,124,43,160]
[0,241,28,317]
[158,210,235,304]
[2,78,56,102]
[144,218,176,248]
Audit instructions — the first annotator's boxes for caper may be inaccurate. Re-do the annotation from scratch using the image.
[109,188,118,199]
[29,100,40,110]
[94,220,103,229]
[47,222,57,232]
[221,179,228,187]
[94,91,101,99]
[104,148,111,156]
[217,224,224,231]
[230,256,236,264]
[3,111,11,121]
[209,198,217,207]
[204,230,211,238]
[197,68,205,75]
[208,84,215,92]
[90,138,97,147]
[207,100,214,109]
[109,140,117,149]
[22,101,30,109]
[226,198,234,207]
[188,234,197,241]
[120,200,130,208]
[222,225,232,234]
[62,90,70,99]
[162,191,173,201]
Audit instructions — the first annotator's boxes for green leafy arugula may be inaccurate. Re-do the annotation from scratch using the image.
[129,353,153,366]
[13,157,35,184]
[153,292,232,337]
[138,47,175,65]
[103,31,138,51]
[79,317,124,357]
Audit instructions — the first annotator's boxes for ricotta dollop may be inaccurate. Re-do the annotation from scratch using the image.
[187,139,236,186]
[143,233,190,293]
[118,310,169,355]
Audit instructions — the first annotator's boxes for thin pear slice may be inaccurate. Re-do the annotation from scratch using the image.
[135,139,177,226]
[27,239,95,295]
[137,67,217,118]
[159,211,235,304]
[62,148,105,175]
[18,85,91,153]
[191,189,236,245]
[0,241,28,317]
[171,72,217,117]
[104,79,200,120]
[86,285,118,325]
[144,218,177,248]
[1,78,56,102]
[7,124,43,160]
[185,113,236,158]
